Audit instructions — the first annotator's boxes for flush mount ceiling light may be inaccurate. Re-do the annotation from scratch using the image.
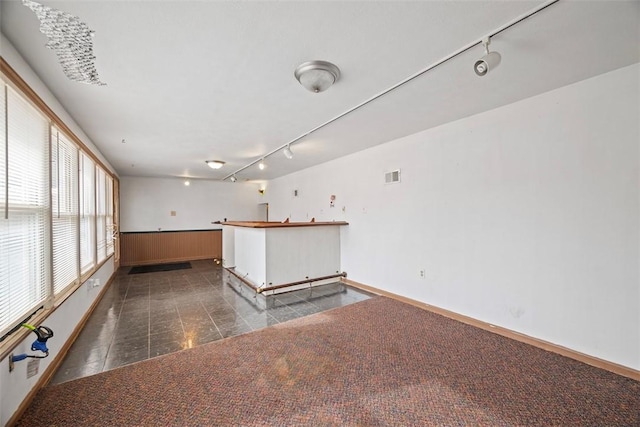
[22,0,106,85]
[294,60,341,93]
[474,37,501,77]
[205,160,225,169]
[283,145,294,159]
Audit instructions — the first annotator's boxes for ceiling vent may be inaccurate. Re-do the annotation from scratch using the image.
[384,169,401,184]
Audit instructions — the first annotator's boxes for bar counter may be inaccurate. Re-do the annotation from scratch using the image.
[221,221,348,294]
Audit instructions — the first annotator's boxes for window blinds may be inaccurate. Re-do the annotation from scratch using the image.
[0,73,119,339]
[51,128,79,294]
[79,152,95,274]
[0,83,50,335]
[96,166,106,263]
[106,174,114,256]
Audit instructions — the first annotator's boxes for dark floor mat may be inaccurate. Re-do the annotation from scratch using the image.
[128,262,192,274]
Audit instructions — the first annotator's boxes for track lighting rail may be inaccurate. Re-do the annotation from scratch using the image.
[223,0,560,182]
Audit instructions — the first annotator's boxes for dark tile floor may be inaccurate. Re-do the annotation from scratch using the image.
[51,260,372,384]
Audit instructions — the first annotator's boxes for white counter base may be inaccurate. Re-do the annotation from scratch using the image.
[222,222,346,294]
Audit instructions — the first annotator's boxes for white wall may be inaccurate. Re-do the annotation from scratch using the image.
[119,176,263,232]
[264,64,640,370]
[1,36,117,425]
[0,260,113,426]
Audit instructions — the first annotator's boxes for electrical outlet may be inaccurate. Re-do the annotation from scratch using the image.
[27,358,39,378]
[86,278,100,291]
[419,269,426,279]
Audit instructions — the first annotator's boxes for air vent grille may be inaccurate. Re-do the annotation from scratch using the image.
[384,169,401,184]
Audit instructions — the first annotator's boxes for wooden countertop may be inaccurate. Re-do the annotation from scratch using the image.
[221,221,349,228]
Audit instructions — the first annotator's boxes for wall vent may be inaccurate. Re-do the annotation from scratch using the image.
[384,169,401,184]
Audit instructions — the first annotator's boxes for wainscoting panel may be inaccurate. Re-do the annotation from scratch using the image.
[120,230,222,266]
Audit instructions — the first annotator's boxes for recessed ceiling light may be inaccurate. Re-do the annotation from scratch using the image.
[205,160,225,169]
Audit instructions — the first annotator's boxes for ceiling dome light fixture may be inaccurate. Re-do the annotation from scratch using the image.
[283,145,294,159]
[258,159,266,170]
[205,160,225,169]
[294,60,341,93]
[229,175,237,183]
[474,37,501,77]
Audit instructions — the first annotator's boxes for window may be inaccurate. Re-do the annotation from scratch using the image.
[0,82,51,335]
[96,166,106,263]
[0,69,118,341]
[79,152,96,275]
[106,174,114,257]
[51,127,79,294]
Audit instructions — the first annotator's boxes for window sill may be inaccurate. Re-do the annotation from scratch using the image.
[0,254,115,361]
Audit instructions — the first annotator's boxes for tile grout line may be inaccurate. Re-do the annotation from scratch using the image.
[172,275,189,351]
[102,276,129,374]
[202,271,225,338]
[218,282,257,334]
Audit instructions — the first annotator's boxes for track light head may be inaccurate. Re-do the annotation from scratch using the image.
[283,145,294,159]
[230,175,237,182]
[474,37,501,77]
[258,159,266,170]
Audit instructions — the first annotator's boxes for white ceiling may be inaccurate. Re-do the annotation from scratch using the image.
[1,0,638,182]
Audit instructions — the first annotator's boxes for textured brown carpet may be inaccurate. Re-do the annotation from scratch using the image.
[18,297,640,426]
